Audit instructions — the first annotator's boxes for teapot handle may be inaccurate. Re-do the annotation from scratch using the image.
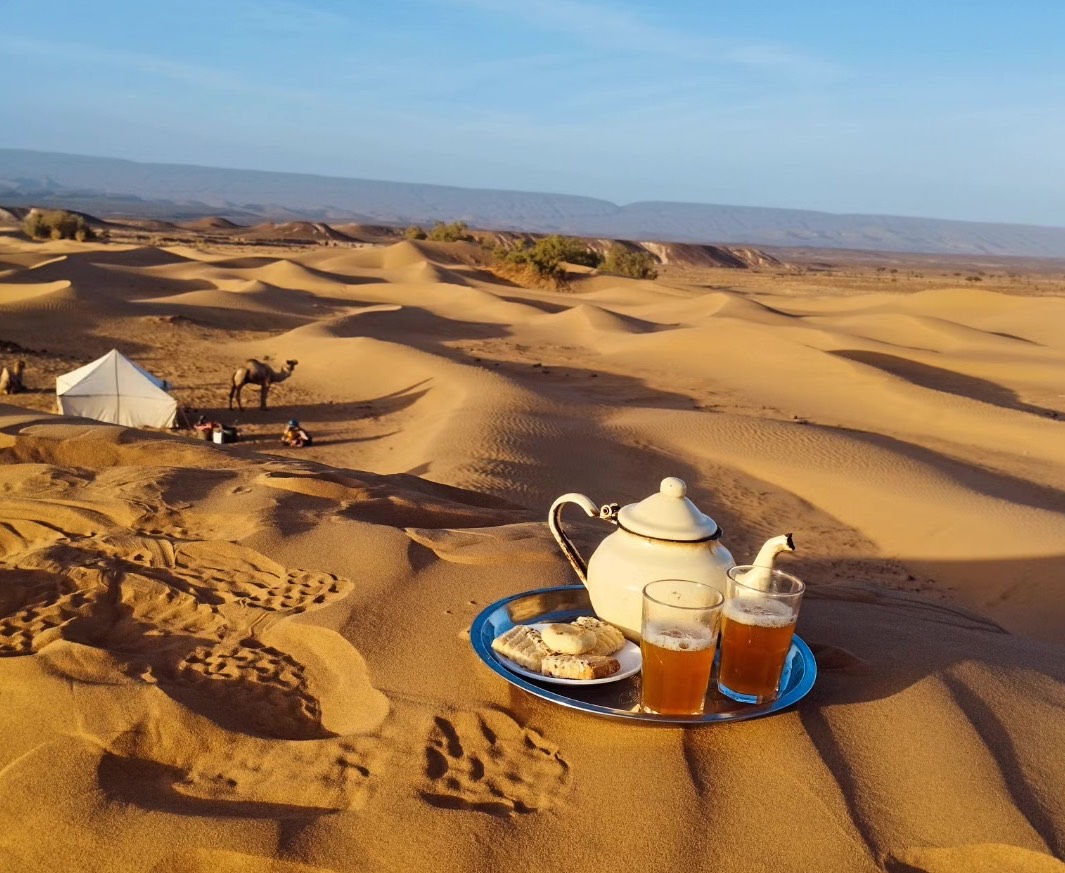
[548,493,619,584]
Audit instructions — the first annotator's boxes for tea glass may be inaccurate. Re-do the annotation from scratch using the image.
[717,565,805,704]
[640,579,723,716]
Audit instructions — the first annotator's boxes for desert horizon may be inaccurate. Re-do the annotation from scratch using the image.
[1,219,1064,872]
[6,148,1065,258]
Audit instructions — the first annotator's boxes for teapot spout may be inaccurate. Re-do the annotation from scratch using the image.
[752,533,794,569]
[742,534,795,591]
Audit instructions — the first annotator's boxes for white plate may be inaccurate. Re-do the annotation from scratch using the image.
[491,621,642,686]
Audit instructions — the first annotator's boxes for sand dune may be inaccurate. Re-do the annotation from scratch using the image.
[516,303,661,342]
[0,278,75,308]
[1,234,1064,872]
[143,287,301,315]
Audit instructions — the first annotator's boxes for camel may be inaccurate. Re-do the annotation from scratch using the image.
[229,359,298,410]
[0,360,25,395]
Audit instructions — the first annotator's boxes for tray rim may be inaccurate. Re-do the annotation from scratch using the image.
[470,584,817,724]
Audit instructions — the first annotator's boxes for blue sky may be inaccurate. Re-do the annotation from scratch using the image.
[2,0,1064,226]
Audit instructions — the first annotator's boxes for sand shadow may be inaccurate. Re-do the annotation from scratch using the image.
[794,552,1065,862]
[831,349,1062,418]
[155,466,241,506]
[128,300,309,333]
[822,423,1065,514]
[332,305,699,411]
[495,295,569,314]
[793,551,1065,694]
[193,379,432,436]
[97,754,334,819]
[322,305,510,344]
[491,358,703,409]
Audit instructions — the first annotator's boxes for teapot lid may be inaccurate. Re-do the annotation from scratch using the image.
[616,477,720,542]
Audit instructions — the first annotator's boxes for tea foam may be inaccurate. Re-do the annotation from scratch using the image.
[724,597,793,629]
[643,622,716,651]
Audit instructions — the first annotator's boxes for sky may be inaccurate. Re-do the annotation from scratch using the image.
[2,0,1064,227]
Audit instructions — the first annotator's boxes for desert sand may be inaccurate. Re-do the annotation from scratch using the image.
[1,231,1063,872]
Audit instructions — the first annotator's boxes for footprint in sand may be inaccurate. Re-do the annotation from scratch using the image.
[0,531,359,743]
[167,733,381,813]
[172,541,353,613]
[420,707,570,816]
[0,567,107,656]
[173,640,325,739]
[101,729,383,817]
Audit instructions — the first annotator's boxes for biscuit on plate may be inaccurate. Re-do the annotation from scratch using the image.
[541,653,621,680]
[492,625,551,672]
[573,616,626,655]
[541,622,597,654]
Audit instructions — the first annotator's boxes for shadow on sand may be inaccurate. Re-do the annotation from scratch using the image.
[831,349,1063,419]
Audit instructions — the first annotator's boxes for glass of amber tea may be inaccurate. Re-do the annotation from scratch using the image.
[640,579,724,716]
[717,565,805,704]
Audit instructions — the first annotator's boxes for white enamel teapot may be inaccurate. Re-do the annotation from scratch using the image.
[548,477,793,640]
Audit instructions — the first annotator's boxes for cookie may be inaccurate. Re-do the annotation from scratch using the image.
[573,616,626,655]
[541,622,597,655]
[541,654,621,680]
[491,625,552,672]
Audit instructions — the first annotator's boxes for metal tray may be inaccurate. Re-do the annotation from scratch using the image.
[470,585,817,724]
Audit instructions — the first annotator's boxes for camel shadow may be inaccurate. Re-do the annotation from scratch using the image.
[187,380,433,445]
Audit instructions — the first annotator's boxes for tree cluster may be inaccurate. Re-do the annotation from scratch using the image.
[402,220,660,286]
[23,209,96,242]
[600,244,658,279]
[497,235,603,282]
[427,220,472,242]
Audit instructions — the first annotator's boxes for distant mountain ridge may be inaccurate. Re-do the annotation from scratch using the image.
[3,148,1065,258]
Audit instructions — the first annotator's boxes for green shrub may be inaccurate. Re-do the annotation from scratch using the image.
[601,244,658,279]
[498,235,602,281]
[404,225,427,240]
[23,209,96,242]
[427,220,471,242]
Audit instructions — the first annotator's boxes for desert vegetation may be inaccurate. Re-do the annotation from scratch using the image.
[427,220,472,242]
[485,234,661,287]
[23,209,96,242]
[500,234,600,275]
[600,244,658,279]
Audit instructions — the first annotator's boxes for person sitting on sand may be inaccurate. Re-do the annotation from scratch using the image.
[192,415,218,440]
[281,419,312,448]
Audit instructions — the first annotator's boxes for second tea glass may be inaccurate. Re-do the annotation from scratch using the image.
[717,565,805,704]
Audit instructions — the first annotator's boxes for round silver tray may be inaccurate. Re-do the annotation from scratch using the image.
[470,585,817,724]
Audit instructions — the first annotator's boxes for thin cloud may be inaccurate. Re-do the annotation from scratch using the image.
[428,0,842,78]
[0,34,320,103]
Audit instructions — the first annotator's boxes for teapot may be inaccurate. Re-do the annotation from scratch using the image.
[548,477,793,640]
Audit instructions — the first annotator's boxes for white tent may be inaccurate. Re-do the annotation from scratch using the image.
[56,349,177,429]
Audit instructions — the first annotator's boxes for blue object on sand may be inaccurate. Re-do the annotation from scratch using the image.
[470,585,817,724]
